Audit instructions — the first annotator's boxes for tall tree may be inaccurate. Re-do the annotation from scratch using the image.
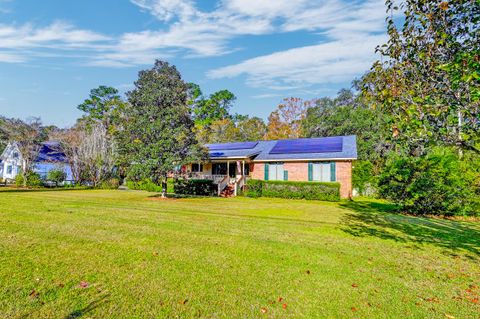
[77,85,127,134]
[119,60,205,197]
[266,97,311,140]
[190,87,236,126]
[362,0,480,154]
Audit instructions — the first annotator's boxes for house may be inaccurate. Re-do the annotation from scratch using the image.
[185,135,357,199]
[0,141,73,183]
[0,142,23,181]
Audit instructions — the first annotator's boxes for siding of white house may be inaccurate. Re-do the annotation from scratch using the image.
[0,143,23,181]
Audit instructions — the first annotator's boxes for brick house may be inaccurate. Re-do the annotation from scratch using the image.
[185,135,357,199]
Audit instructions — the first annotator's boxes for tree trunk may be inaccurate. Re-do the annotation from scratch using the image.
[161,177,167,198]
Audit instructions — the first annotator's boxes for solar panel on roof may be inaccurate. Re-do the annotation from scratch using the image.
[208,141,258,151]
[269,137,343,154]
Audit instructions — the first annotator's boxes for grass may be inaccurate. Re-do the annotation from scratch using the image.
[0,189,479,318]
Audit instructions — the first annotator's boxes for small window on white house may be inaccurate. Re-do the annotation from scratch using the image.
[191,163,203,172]
[268,162,284,181]
[6,165,12,174]
[312,163,332,182]
[13,152,19,159]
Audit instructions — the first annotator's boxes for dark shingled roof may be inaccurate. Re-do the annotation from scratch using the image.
[36,141,68,163]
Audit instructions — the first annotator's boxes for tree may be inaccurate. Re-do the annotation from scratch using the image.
[303,88,391,172]
[236,117,267,141]
[119,60,206,197]
[266,97,311,140]
[77,85,127,134]
[77,123,117,187]
[195,116,267,144]
[4,117,44,187]
[191,89,236,126]
[362,0,480,154]
[0,116,9,152]
[50,123,116,186]
[47,168,66,187]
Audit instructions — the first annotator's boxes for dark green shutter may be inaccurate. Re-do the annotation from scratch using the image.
[264,163,269,181]
[283,170,288,181]
[330,162,336,182]
[308,162,313,181]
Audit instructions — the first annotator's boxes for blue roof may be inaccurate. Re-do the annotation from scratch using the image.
[206,135,357,161]
[36,141,68,163]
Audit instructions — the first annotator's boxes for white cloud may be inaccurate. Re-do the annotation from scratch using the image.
[0,21,111,63]
[208,0,387,89]
[0,0,389,95]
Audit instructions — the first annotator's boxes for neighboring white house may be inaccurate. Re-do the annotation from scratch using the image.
[0,141,73,182]
[0,142,23,181]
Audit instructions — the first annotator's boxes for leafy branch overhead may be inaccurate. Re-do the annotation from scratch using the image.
[362,0,480,154]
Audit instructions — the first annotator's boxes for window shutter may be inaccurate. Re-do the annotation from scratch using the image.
[283,170,288,181]
[330,162,336,182]
[264,163,269,181]
[308,162,313,181]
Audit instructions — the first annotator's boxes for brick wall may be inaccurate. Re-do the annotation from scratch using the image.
[335,161,353,199]
[249,161,352,199]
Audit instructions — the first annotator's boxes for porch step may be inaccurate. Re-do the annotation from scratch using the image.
[220,184,235,198]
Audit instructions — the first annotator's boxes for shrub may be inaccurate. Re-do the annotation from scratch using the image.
[15,172,42,187]
[126,178,174,193]
[174,179,217,196]
[99,178,120,189]
[245,179,340,202]
[244,179,263,198]
[127,179,163,192]
[47,169,66,186]
[379,148,479,216]
[352,160,377,196]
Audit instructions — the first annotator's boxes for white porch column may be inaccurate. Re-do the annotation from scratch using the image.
[242,161,245,177]
[227,160,230,177]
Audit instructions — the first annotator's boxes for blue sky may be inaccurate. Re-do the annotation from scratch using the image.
[0,0,388,127]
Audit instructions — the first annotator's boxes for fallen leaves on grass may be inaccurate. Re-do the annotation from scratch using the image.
[79,281,89,288]
[29,289,39,298]
[180,299,188,305]
[260,307,267,314]
[282,303,287,309]
[351,307,358,312]
[351,284,358,288]
[306,270,311,275]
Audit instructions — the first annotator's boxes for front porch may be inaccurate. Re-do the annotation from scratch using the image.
[186,160,251,197]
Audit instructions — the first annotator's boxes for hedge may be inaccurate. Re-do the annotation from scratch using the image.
[245,179,340,202]
[127,178,174,193]
[174,179,217,196]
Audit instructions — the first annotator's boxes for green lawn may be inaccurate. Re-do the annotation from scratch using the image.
[0,189,479,318]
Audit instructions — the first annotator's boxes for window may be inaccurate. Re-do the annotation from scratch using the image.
[13,152,19,159]
[6,165,12,174]
[267,162,284,181]
[191,163,203,172]
[212,163,227,175]
[310,162,335,182]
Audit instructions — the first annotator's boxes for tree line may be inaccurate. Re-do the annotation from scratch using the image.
[0,0,478,214]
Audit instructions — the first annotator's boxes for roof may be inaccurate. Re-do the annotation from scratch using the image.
[36,141,68,163]
[206,135,357,161]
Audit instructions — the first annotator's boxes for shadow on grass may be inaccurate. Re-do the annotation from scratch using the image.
[340,200,480,258]
[65,293,110,319]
